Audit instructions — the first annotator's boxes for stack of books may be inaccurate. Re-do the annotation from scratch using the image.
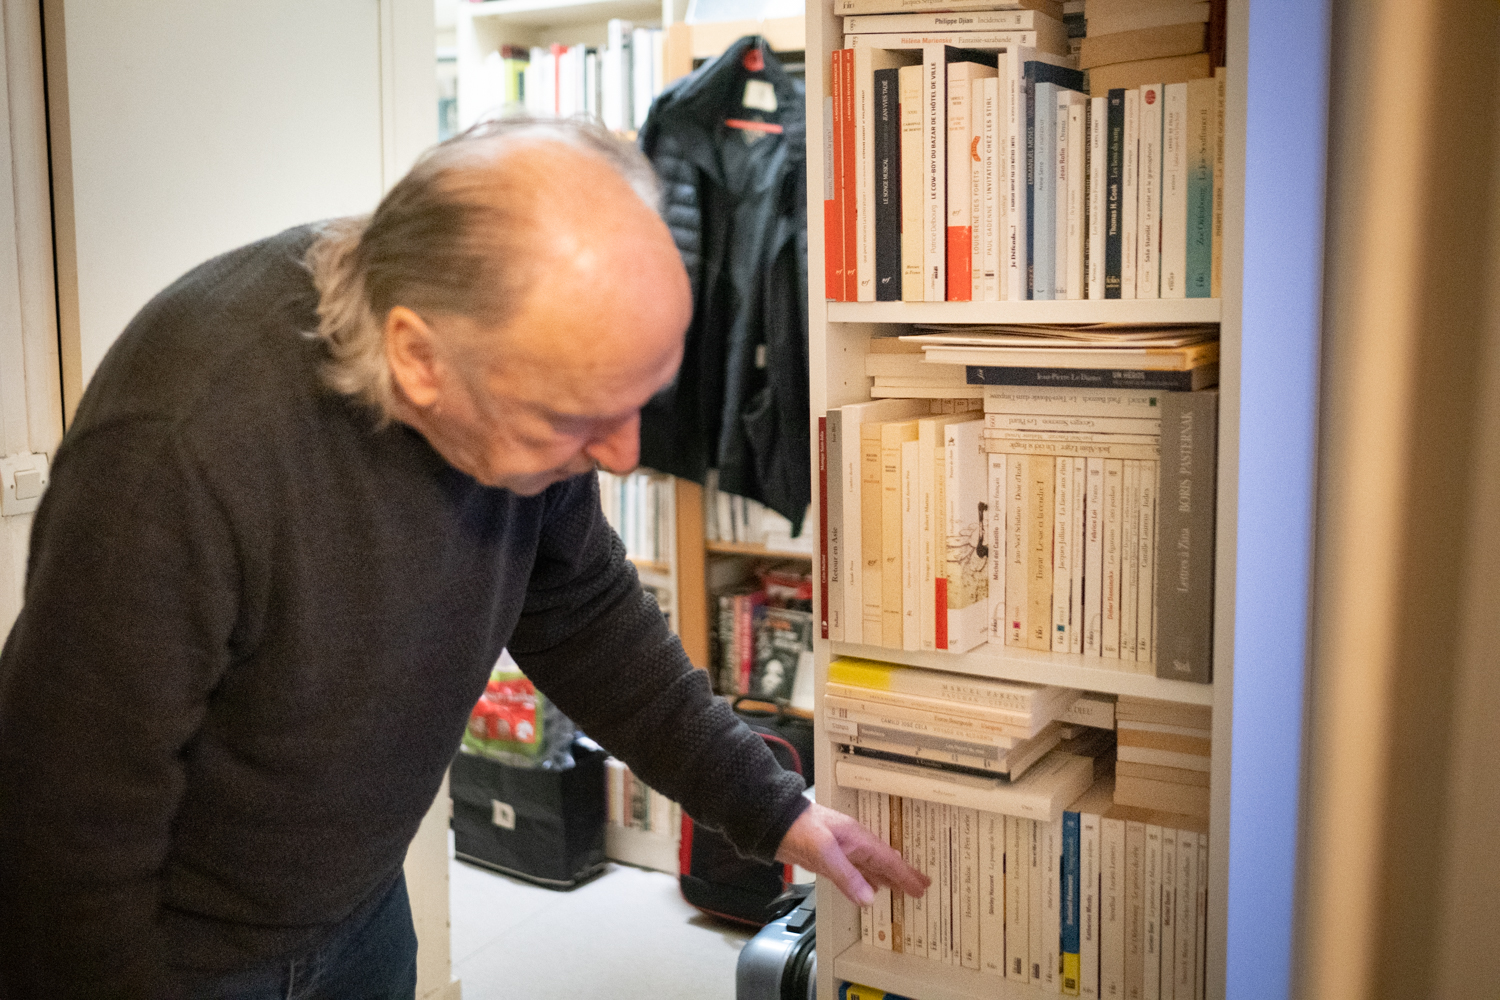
[702,470,813,553]
[520,21,664,131]
[1079,0,1219,95]
[711,565,815,703]
[824,19,1226,302]
[818,384,1219,682]
[1113,696,1211,818]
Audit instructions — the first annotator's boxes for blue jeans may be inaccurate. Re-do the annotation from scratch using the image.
[184,873,418,1000]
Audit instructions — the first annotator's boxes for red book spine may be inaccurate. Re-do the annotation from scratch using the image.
[818,416,829,639]
[935,576,949,649]
[947,228,972,301]
[841,49,858,302]
[828,51,845,301]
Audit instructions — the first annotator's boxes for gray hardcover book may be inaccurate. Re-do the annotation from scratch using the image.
[1154,389,1217,683]
[826,410,845,641]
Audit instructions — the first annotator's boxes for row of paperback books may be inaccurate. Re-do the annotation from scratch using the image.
[819,385,1217,683]
[711,565,815,706]
[843,776,1210,1000]
[598,469,674,565]
[484,22,663,132]
[604,756,680,836]
[824,29,1224,302]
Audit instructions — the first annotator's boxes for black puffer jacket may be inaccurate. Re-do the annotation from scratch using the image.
[638,36,809,533]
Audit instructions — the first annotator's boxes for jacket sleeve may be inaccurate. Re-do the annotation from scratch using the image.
[0,423,239,1000]
[505,473,808,861]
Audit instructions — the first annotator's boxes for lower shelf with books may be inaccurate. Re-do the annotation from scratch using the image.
[835,943,1058,1000]
[829,641,1214,706]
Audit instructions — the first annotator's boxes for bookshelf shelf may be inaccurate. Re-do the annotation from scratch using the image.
[829,642,1216,706]
[826,298,1222,326]
[704,539,815,561]
[460,0,660,30]
[627,556,672,577]
[834,943,1054,1000]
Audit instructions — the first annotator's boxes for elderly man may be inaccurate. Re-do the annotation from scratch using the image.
[0,119,926,999]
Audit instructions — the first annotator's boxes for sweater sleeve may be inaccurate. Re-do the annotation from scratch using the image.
[0,422,240,1000]
[506,473,808,861]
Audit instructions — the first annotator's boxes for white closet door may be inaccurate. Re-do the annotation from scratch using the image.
[46,0,427,412]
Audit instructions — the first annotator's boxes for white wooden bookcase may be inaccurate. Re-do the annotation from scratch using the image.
[804,2,1248,998]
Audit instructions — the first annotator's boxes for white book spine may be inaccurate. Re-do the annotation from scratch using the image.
[981,810,1005,974]
[1126,821,1147,1000]
[1006,453,1028,645]
[924,46,946,301]
[1136,84,1163,299]
[828,414,845,642]
[1081,810,1101,998]
[876,793,894,949]
[1121,89,1140,300]
[1160,828,1177,1000]
[1004,47,1033,300]
[1054,89,1071,299]
[1103,817,1126,999]
[1066,95,1087,299]
[1102,459,1123,660]
[972,78,987,302]
[1028,816,1045,985]
[1160,82,1188,300]
[1195,838,1209,1000]
[1176,831,1197,1000]
[941,804,955,963]
[947,61,975,303]
[1088,96,1107,299]
[918,421,937,651]
[1070,457,1087,654]
[988,453,1009,645]
[1120,459,1140,665]
[1043,820,1062,991]
[902,438,920,651]
[902,797,916,953]
[1145,825,1163,1000]
[854,47,876,302]
[961,807,981,969]
[842,415,862,646]
[1006,816,1030,982]
[983,77,1003,301]
[912,798,928,956]
[927,799,942,960]
[1084,458,1105,656]
[859,791,874,946]
[1137,460,1156,666]
[1051,456,1073,652]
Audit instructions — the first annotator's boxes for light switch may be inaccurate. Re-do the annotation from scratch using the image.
[14,470,42,501]
[1,453,49,516]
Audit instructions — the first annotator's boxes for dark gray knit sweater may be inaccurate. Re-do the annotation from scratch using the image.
[0,226,808,998]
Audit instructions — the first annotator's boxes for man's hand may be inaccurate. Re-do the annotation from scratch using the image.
[775,802,930,906]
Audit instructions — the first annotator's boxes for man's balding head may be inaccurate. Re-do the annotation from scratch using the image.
[307,118,691,494]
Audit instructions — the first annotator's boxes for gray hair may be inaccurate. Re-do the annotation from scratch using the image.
[305,115,662,422]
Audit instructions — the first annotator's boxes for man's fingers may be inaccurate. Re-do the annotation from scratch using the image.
[814,829,876,906]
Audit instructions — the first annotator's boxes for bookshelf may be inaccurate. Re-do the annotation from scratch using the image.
[804,4,1245,1000]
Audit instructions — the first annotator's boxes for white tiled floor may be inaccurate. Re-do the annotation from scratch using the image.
[449,836,755,1000]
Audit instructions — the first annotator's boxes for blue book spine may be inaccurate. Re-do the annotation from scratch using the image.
[1062,809,1081,993]
[1032,81,1057,301]
[1104,89,1125,298]
[873,67,903,301]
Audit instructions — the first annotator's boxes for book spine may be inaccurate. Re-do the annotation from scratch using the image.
[1102,459,1123,660]
[1175,831,1198,1000]
[1023,62,1038,298]
[1081,810,1101,999]
[1160,828,1177,1000]
[855,48,876,302]
[924,45,946,300]
[1053,87,1070,299]
[961,807,980,968]
[827,55,844,301]
[1124,821,1146,1000]
[1029,817,1046,985]
[843,50,859,301]
[933,422,949,650]
[1105,89,1125,297]
[1031,80,1056,300]
[881,424,907,647]
[1006,453,1029,645]
[828,412,845,642]
[1006,816,1029,982]
[1121,89,1140,300]
[1051,456,1073,652]
[1088,95,1107,300]
[842,408,864,645]
[1160,82,1188,299]
[983,438,1163,461]
[911,798,928,956]
[1025,454,1055,651]
[901,439,920,650]
[1137,460,1156,665]
[1083,456,1104,656]
[944,419,990,653]
[981,811,1004,974]
[1121,460,1140,665]
[1137,83,1163,299]
[981,78,1001,300]
[861,422,885,644]
[918,420,938,651]
[946,61,973,302]
[1211,67,1226,299]
[939,804,953,962]
[844,11,1043,33]
[1071,456,1086,653]
[1065,95,1086,299]
[1196,837,1209,1000]
[1145,825,1163,1000]
[876,793,893,948]
[1154,389,1218,683]
[1044,820,1062,990]
[1062,810,1082,995]
[820,417,830,639]
[1185,77,1214,299]
[927,801,942,961]
[1102,817,1126,999]
[1005,48,1030,301]
[987,453,1008,645]
[900,64,926,301]
[971,78,986,301]
[874,67,903,301]
[966,367,1210,392]
[892,797,906,953]
[859,791,874,946]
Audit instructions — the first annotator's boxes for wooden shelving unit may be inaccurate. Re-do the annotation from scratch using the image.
[803,3,1246,998]
[704,539,815,560]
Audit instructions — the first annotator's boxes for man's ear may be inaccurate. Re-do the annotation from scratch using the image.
[385,306,442,409]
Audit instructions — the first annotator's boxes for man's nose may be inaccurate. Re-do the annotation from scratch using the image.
[583,416,640,476]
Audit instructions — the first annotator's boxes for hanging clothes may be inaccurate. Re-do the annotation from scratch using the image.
[638,35,809,534]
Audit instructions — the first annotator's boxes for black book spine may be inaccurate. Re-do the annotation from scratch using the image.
[964,366,1211,391]
[874,67,902,301]
[1154,389,1218,684]
[1105,89,1125,298]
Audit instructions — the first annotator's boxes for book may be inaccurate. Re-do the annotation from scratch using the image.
[947,55,999,301]
[1079,21,1207,70]
[1136,83,1164,298]
[1029,817,1046,984]
[827,51,846,300]
[1051,456,1074,652]
[980,811,1004,973]
[1115,774,1210,818]
[858,48,921,301]
[750,606,812,701]
[1102,816,1126,998]
[1121,88,1141,299]
[825,682,1062,740]
[927,801,943,960]
[922,338,1220,370]
[843,49,859,301]
[1062,807,1082,994]
[1084,2,1211,40]
[827,412,845,641]
[921,414,974,650]
[1006,816,1030,981]
[967,364,1219,392]
[1061,90,1088,299]
[1006,453,1028,645]
[912,798,928,955]
[862,420,887,642]
[1002,47,1032,301]
[874,66,904,301]
[1105,90,1125,297]
[845,9,1069,54]
[944,418,990,651]
[1043,819,1062,989]
[1160,827,1177,998]
[1154,389,1218,682]
[938,803,953,961]
[1070,456,1087,654]
[1084,458,1105,656]
[1101,459,1123,659]
[979,77,1002,300]
[1124,819,1146,1000]
[1160,82,1189,299]
[1025,453,1055,650]
[1031,78,1057,299]
[986,453,1009,644]
[1210,66,1225,298]
[1121,460,1140,666]
[882,420,919,646]
[1089,54,1211,98]
[924,47,947,300]
[1136,461,1157,664]
[829,656,1076,716]
[1080,805,1101,997]
[893,796,907,952]
[1185,76,1215,298]
[902,437,921,650]
[876,793,893,948]
[1144,824,1163,1000]
[859,790,875,945]
[960,807,980,968]
[1088,95,1107,299]
[836,749,1096,824]
[835,0,1067,20]
[899,63,926,301]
